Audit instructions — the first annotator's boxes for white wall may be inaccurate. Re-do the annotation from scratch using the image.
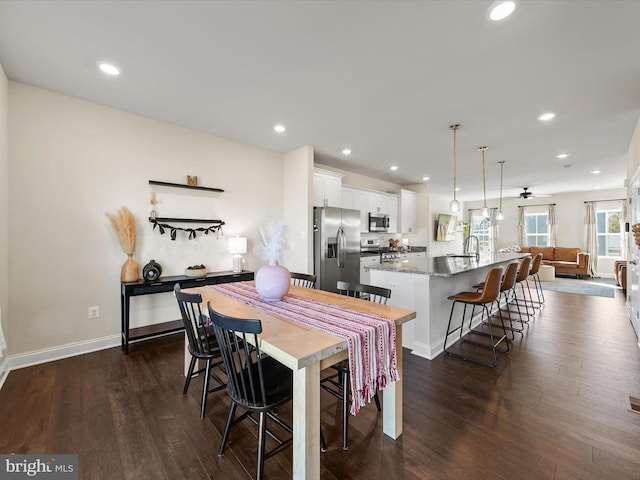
[627,116,640,181]
[7,82,285,355]
[314,163,402,193]
[427,192,464,257]
[283,146,313,274]
[0,65,8,360]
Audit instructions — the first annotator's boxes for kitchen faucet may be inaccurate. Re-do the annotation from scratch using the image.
[463,235,480,260]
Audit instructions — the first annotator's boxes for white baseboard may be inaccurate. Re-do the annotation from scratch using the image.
[0,334,120,391]
[0,356,9,391]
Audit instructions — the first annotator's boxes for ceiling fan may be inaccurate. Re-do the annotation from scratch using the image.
[519,187,534,199]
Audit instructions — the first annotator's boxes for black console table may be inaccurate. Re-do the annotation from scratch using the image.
[120,270,254,354]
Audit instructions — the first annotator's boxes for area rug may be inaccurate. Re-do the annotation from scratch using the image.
[540,277,617,298]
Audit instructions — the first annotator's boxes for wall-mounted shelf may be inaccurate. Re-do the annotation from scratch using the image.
[149,180,224,193]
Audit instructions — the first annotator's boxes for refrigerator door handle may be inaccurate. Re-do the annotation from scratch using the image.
[340,226,347,268]
[336,227,343,268]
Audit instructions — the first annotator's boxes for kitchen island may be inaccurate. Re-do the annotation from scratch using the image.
[368,253,524,360]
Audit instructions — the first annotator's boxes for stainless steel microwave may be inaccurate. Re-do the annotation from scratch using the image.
[368,212,390,232]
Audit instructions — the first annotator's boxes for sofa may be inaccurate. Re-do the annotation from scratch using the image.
[520,246,590,278]
[615,260,627,294]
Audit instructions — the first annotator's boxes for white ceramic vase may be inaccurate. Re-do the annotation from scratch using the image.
[255,259,291,302]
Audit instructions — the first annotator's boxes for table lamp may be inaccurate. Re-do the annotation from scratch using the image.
[228,236,247,273]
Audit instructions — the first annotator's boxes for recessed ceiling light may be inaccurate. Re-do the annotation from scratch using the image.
[422,176,430,181]
[342,148,352,155]
[488,1,516,21]
[556,153,569,159]
[594,186,601,190]
[537,112,556,121]
[273,124,286,133]
[390,165,399,171]
[98,62,120,76]
[591,169,601,174]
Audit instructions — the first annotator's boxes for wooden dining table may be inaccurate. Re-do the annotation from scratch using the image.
[185,283,416,480]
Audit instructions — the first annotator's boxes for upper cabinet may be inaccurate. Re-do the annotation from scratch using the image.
[395,189,418,233]
[341,185,399,233]
[313,169,343,207]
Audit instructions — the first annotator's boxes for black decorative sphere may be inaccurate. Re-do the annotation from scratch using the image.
[142,259,162,281]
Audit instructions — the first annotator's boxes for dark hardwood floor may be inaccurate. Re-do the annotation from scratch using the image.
[1,287,640,479]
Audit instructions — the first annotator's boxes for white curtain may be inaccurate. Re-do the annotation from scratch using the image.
[622,199,629,261]
[548,204,557,247]
[517,206,525,246]
[489,208,499,253]
[585,202,598,277]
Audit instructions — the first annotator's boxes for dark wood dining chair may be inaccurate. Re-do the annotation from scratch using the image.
[174,284,226,419]
[207,303,293,480]
[290,272,316,288]
[320,281,390,450]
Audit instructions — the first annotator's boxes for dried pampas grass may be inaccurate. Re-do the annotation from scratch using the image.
[106,206,136,255]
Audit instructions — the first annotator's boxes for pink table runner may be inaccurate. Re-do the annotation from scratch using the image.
[210,282,399,415]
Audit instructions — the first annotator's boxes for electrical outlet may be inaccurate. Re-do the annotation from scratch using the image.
[88,306,100,319]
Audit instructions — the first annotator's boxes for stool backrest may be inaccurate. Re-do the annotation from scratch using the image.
[529,253,543,275]
[516,256,532,282]
[207,304,268,408]
[501,261,519,291]
[175,284,219,357]
[476,266,503,303]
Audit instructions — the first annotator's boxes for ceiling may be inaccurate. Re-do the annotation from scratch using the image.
[0,1,639,201]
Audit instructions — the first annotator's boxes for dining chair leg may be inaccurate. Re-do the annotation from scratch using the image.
[200,358,212,419]
[342,368,350,450]
[257,411,267,480]
[320,428,327,452]
[183,355,197,394]
[218,402,237,456]
[373,392,381,412]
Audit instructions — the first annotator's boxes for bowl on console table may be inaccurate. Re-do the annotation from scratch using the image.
[185,264,207,278]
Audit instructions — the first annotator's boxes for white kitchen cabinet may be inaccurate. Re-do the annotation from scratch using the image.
[367,192,386,214]
[342,187,354,209]
[313,169,343,207]
[360,255,380,284]
[354,190,368,232]
[395,189,418,234]
[387,195,399,233]
[398,251,426,261]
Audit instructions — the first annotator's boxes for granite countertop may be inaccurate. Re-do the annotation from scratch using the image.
[366,252,524,277]
[360,246,427,258]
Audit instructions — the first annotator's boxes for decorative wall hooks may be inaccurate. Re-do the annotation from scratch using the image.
[149,218,225,240]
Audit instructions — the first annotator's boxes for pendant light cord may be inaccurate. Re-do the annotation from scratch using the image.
[498,161,505,211]
[480,146,488,209]
[450,124,460,202]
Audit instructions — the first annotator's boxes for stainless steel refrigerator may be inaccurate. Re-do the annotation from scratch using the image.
[313,207,361,292]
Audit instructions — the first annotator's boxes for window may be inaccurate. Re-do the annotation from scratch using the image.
[525,213,548,246]
[470,214,491,252]
[597,209,621,257]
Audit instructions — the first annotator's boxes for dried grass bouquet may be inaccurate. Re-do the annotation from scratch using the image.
[254,221,289,264]
[106,206,136,255]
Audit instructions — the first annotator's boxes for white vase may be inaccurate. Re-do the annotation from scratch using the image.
[255,259,291,302]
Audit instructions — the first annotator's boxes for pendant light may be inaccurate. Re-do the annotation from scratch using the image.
[450,124,461,212]
[497,161,505,220]
[479,146,489,217]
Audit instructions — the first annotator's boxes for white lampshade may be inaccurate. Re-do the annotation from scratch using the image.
[228,237,247,254]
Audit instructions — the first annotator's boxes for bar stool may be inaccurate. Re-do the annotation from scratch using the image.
[528,253,545,306]
[474,261,522,339]
[513,256,535,320]
[443,266,509,367]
